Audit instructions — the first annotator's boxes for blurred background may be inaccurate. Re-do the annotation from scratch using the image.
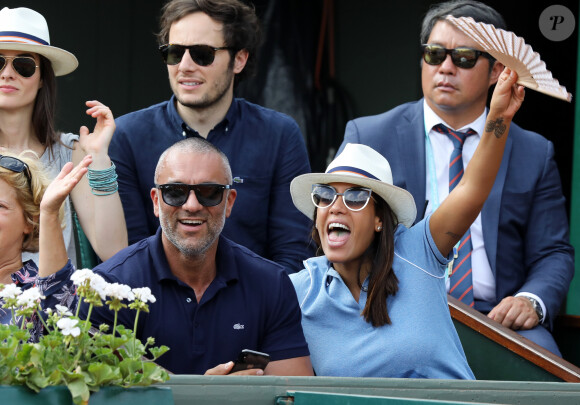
[5,0,579,312]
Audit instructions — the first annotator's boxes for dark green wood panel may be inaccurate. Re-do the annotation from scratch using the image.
[164,375,580,405]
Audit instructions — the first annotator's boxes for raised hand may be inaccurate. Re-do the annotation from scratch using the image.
[40,155,92,215]
[488,67,525,128]
[77,100,116,160]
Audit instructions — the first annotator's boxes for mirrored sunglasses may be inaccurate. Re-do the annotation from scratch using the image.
[421,44,491,69]
[159,44,231,66]
[156,183,231,207]
[0,154,32,185]
[0,56,39,78]
[311,184,373,212]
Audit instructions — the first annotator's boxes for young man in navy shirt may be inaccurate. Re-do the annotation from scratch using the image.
[82,137,313,375]
[109,0,312,274]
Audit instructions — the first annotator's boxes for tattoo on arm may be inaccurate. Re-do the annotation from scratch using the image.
[485,117,507,138]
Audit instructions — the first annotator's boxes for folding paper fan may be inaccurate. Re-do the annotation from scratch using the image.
[446,15,572,102]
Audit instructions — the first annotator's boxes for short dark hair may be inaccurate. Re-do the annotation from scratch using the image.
[157,0,262,86]
[420,0,506,45]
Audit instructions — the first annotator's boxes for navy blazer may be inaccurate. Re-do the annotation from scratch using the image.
[340,99,574,329]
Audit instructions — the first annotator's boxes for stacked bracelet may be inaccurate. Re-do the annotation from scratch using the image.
[87,162,118,196]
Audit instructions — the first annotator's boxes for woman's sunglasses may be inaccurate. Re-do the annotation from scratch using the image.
[159,44,231,66]
[311,184,373,212]
[421,44,492,69]
[0,154,32,184]
[156,183,231,207]
[0,56,39,78]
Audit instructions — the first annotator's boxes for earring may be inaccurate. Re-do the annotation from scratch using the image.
[377,226,382,232]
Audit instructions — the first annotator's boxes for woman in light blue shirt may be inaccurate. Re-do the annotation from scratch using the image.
[289,68,524,378]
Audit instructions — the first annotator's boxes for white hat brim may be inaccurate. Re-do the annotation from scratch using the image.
[290,172,417,228]
[0,43,78,76]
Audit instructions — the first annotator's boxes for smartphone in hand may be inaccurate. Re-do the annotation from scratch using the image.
[229,349,270,374]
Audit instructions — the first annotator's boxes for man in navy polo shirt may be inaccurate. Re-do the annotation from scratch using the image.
[109,0,313,274]
[81,137,313,375]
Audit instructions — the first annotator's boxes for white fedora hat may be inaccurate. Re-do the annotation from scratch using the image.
[0,7,78,76]
[291,143,417,228]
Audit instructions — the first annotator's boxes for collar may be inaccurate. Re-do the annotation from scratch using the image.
[168,95,239,138]
[423,100,487,135]
[11,260,39,285]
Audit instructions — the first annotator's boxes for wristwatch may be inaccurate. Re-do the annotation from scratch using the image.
[524,296,544,322]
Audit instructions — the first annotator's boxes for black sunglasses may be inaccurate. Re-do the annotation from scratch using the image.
[159,44,231,66]
[421,44,492,69]
[0,154,32,185]
[311,184,373,212]
[0,56,39,78]
[156,183,231,207]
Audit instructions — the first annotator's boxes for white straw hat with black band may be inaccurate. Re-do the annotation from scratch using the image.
[290,143,417,228]
[0,7,78,76]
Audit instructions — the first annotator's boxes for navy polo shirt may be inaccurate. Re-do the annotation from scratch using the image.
[80,229,310,374]
[110,96,314,273]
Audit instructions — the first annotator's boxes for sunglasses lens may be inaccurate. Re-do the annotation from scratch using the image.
[423,45,446,65]
[13,57,37,78]
[343,188,372,211]
[190,45,219,66]
[311,185,336,208]
[161,185,189,206]
[160,45,185,65]
[193,184,224,206]
[451,48,479,68]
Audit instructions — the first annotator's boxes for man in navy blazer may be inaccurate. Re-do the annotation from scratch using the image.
[340,0,573,355]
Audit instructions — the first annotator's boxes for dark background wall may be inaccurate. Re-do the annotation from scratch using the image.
[4,0,578,215]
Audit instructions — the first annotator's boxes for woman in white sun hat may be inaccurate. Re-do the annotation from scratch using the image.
[0,7,127,265]
[289,67,524,379]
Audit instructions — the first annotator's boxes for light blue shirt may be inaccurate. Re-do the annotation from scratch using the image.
[291,217,474,379]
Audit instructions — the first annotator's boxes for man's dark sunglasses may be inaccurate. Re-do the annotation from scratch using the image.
[159,44,231,66]
[421,44,492,69]
[0,55,39,78]
[0,154,32,184]
[156,183,231,207]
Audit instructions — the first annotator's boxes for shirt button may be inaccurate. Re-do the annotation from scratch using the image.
[186,298,192,303]
[182,131,186,137]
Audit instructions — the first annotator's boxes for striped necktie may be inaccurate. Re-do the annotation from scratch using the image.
[433,124,477,306]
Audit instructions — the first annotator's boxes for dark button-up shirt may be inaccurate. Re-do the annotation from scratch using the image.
[110,97,314,273]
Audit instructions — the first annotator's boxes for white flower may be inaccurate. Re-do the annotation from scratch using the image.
[105,283,135,301]
[0,284,22,299]
[57,317,81,337]
[71,269,109,300]
[90,274,109,301]
[16,287,43,308]
[55,304,72,316]
[132,287,156,303]
[70,268,96,286]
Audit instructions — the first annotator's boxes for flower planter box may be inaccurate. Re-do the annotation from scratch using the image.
[0,385,174,405]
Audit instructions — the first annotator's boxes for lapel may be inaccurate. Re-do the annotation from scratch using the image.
[395,101,427,224]
[481,133,512,275]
